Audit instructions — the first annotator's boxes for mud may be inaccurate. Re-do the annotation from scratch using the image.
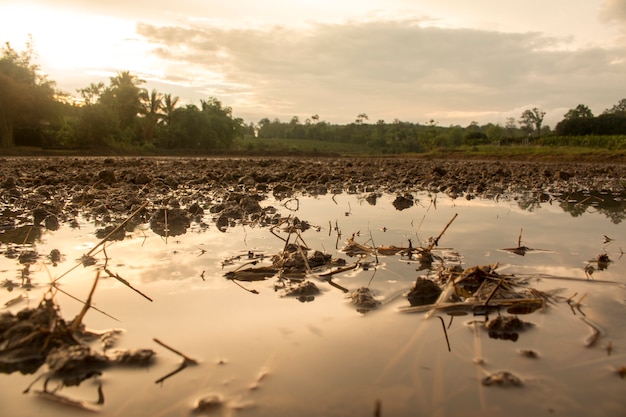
[1,156,625,415]
[0,156,624,234]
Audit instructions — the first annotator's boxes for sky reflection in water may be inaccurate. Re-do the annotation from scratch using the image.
[1,192,625,417]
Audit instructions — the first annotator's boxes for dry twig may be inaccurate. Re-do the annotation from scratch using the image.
[153,338,198,384]
[426,213,458,251]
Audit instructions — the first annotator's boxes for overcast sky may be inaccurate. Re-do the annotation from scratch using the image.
[2,0,625,127]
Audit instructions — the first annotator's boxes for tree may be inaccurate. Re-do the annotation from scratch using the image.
[77,82,105,106]
[355,113,368,124]
[519,107,546,137]
[163,97,239,149]
[0,39,56,147]
[563,104,593,120]
[504,117,516,140]
[101,71,145,130]
[603,98,626,116]
[139,88,163,146]
[486,124,504,143]
[73,71,145,148]
[161,93,179,126]
[556,100,626,136]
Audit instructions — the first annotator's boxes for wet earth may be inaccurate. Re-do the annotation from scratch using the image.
[1,156,624,232]
[0,156,625,414]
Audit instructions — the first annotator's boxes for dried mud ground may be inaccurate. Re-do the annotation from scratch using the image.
[1,156,625,229]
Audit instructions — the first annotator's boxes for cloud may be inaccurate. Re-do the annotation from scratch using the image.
[136,19,626,126]
[601,0,626,24]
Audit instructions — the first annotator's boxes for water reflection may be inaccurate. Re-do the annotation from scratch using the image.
[0,192,625,417]
[149,208,191,237]
[483,189,626,224]
[0,225,41,245]
[558,191,626,224]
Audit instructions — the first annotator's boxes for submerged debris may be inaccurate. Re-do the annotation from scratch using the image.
[153,338,197,385]
[342,235,376,257]
[500,227,549,256]
[48,249,62,266]
[40,344,109,388]
[519,349,539,359]
[585,253,612,278]
[95,225,126,242]
[484,315,533,342]
[224,230,346,292]
[407,277,442,306]
[272,244,333,276]
[1,293,155,405]
[282,280,320,302]
[400,264,546,316]
[18,250,38,265]
[224,266,278,282]
[481,371,522,387]
[108,348,156,366]
[392,194,414,210]
[149,208,191,237]
[192,393,224,414]
[0,297,75,374]
[349,287,380,313]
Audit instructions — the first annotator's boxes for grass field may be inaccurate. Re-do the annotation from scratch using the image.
[3,136,625,163]
[232,137,372,155]
[232,137,626,162]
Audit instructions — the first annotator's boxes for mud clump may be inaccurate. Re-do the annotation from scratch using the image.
[485,315,534,342]
[407,277,442,306]
[1,295,156,404]
[150,208,191,237]
[349,287,380,313]
[392,194,414,211]
[283,280,320,302]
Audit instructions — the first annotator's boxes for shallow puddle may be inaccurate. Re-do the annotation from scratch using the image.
[1,192,625,417]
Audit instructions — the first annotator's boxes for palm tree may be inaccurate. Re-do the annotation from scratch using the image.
[140,88,163,146]
[161,93,179,125]
[105,71,145,129]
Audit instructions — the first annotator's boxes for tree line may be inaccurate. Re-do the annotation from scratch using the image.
[256,102,625,153]
[1,40,625,152]
[0,40,242,150]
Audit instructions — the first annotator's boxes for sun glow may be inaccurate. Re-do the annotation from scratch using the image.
[1,4,155,74]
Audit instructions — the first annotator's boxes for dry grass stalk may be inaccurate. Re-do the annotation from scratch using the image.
[71,270,101,332]
[426,213,458,251]
[401,297,545,315]
[153,338,197,384]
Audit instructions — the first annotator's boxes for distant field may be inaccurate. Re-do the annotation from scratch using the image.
[426,144,626,162]
[2,136,625,162]
[232,137,374,155]
[232,137,626,162]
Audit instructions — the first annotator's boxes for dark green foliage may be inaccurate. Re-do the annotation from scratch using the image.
[63,74,241,151]
[538,135,626,150]
[464,131,489,146]
[161,100,239,150]
[555,114,626,136]
[555,100,626,137]
[0,40,243,151]
[0,39,57,147]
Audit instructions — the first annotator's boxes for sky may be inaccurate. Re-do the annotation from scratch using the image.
[1,0,626,128]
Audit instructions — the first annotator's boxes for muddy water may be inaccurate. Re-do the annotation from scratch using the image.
[1,192,625,417]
